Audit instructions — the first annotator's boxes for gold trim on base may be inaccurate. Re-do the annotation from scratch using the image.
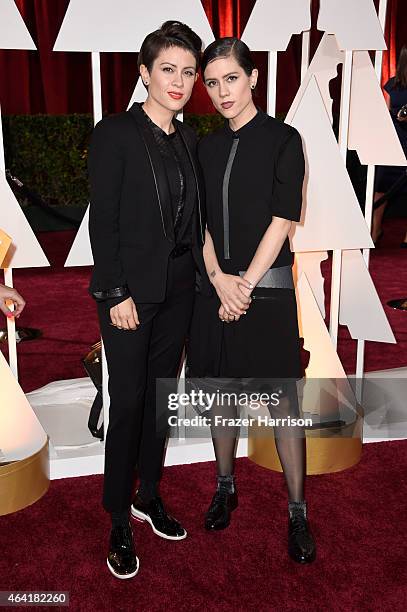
[248,419,362,475]
[0,439,50,516]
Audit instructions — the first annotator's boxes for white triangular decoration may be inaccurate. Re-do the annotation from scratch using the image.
[65,207,93,267]
[289,35,406,167]
[349,51,406,166]
[127,77,147,110]
[54,0,214,52]
[317,0,386,50]
[296,272,356,418]
[294,252,328,318]
[0,350,47,462]
[288,33,343,126]
[296,272,346,377]
[340,249,396,343]
[241,0,311,51]
[287,77,374,251]
[0,177,49,268]
[0,0,36,49]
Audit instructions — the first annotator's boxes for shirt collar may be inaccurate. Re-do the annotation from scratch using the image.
[224,107,268,138]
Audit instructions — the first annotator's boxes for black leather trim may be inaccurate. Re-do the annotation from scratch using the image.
[92,285,130,302]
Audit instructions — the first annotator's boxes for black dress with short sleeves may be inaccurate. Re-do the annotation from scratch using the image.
[187,109,305,380]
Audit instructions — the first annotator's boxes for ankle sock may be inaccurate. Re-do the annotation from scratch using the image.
[288,500,307,519]
[111,509,130,528]
[217,474,235,494]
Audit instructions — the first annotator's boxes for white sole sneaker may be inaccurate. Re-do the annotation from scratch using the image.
[130,507,187,541]
[106,556,140,579]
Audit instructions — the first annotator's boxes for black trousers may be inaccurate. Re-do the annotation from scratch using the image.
[97,251,195,513]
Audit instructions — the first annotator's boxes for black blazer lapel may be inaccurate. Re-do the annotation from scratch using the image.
[128,103,175,243]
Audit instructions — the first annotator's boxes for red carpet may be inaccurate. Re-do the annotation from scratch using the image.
[1,441,407,611]
[1,217,406,393]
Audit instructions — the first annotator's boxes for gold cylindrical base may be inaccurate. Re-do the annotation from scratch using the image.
[0,439,50,516]
[248,418,362,475]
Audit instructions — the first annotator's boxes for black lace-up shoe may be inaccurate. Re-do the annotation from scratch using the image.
[204,489,238,531]
[131,494,187,540]
[107,522,139,579]
[288,509,316,564]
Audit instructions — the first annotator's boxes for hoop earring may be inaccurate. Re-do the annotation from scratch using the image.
[251,84,256,90]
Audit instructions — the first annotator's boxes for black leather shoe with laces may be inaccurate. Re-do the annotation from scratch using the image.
[204,489,238,531]
[107,522,139,579]
[131,494,187,540]
[288,510,316,564]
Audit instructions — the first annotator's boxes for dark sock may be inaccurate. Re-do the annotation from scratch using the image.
[288,500,307,519]
[217,474,235,494]
[111,509,130,528]
[138,480,158,503]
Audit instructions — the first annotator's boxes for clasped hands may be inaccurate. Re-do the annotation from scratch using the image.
[211,272,253,323]
[109,271,254,329]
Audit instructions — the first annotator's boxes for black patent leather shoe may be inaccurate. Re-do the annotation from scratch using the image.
[107,522,139,579]
[288,511,316,564]
[205,489,238,531]
[131,494,187,540]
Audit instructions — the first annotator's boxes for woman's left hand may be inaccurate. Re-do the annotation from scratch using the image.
[219,304,241,323]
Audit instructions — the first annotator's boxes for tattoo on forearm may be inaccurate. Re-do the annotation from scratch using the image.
[210,270,216,278]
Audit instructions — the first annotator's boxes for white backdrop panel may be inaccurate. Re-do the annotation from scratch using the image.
[317,0,386,50]
[0,178,49,269]
[241,0,311,51]
[289,33,343,125]
[127,77,148,109]
[65,207,92,267]
[340,249,396,343]
[349,51,407,166]
[296,273,348,378]
[0,0,36,49]
[288,77,374,251]
[0,350,48,462]
[54,0,214,52]
[294,251,328,317]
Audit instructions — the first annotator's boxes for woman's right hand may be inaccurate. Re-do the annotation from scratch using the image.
[211,271,252,316]
[110,297,139,330]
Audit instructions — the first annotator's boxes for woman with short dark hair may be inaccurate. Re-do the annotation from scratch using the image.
[88,20,208,579]
[187,37,316,564]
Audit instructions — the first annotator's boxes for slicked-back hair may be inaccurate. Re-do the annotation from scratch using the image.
[201,37,255,77]
[138,20,202,76]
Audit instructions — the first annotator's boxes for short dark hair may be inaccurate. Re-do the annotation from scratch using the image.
[138,20,202,75]
[201,37,255,77]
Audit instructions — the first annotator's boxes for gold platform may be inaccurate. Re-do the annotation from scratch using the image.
[249,416,362,475]
[0,439,50,516]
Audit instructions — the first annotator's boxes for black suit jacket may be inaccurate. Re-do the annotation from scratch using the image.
[88,102,211,303]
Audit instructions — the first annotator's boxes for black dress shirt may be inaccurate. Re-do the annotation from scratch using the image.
[142,108,195,247]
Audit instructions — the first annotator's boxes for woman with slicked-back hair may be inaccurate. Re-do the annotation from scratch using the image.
[187,37,316,564]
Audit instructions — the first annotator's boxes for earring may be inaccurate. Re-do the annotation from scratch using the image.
[144,81,149,86]
[251,84,256,89]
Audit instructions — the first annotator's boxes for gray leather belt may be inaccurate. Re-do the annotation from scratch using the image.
[239,265,294,289]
